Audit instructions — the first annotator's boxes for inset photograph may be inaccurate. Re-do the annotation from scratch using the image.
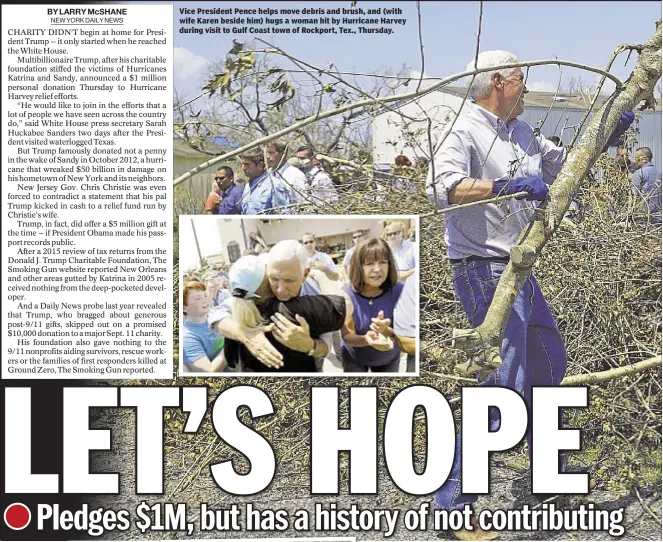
[178,215,419,375]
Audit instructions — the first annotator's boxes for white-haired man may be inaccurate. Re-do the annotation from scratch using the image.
[211,240,330,369]
[427,50,633,540]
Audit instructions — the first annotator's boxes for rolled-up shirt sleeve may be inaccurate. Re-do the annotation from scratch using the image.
[208,298,233,325]
[426,130,472,209]
[539,136,565,185]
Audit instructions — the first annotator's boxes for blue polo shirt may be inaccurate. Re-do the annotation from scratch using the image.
[218,182,243,215]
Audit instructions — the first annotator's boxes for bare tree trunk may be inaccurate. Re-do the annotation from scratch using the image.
[452,21,662,374]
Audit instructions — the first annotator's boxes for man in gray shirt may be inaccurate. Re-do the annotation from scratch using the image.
[427,50,633,540]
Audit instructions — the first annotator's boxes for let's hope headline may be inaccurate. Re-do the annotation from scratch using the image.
[5,385,591,496]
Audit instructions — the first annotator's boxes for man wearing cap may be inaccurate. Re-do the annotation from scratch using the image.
[426,49,634,540]
[212,240,332,369]
[225,253,346,372]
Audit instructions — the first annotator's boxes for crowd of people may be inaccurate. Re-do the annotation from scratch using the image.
[181,221,418,374]
[203,142,339,216]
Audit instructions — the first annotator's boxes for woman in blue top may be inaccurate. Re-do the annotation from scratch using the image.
[341,237,405,373]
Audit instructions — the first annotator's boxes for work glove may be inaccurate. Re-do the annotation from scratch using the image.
[492,175,549,201]
[603,111,635,150]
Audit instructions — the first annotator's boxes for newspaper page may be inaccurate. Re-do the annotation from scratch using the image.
[1,1,661,541]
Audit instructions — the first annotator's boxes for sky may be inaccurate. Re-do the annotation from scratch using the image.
[172,1,662,100]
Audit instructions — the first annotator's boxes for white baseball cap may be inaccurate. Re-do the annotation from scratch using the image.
[229,254,267,299]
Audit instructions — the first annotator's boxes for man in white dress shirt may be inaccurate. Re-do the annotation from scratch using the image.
[267,141,308,204]
[384,221,417,281]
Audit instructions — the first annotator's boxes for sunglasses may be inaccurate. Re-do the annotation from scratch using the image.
[215,176,226,181]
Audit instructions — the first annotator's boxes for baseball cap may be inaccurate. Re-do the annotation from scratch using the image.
[229,254,267,299]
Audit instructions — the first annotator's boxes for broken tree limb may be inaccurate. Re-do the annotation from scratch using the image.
[561,356,661,386]
[452,21,661,376]
[173,59,623,188]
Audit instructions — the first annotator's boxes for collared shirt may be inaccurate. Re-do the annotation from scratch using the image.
[391,239,417,271]
[632,162,662,221]
[217,182,243,214]
[241,171,294,215]
[272,162,308,203]
[426,102,565,259]
[304,166,338,203]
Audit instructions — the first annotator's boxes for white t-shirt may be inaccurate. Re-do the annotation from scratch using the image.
[308,251,337,273]
[272,162,307,203]
[342,246,356,270]
[391,239,417,271]
[394,273,417,338]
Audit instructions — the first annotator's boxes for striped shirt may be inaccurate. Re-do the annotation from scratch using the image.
[426,102,565,259]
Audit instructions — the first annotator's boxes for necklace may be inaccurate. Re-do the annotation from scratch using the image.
[368,299,374,306]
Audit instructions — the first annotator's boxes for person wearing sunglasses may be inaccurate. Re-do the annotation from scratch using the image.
[384,221,417,282]
[342,229,366,280]
[214,166,245,215]
[302,233,339,282]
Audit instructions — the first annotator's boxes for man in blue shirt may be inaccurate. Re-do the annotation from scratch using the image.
[632,147,662,223]
[240,148,295,215]
[215,166,244,215]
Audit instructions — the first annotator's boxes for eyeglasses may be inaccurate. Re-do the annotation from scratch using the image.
[386,231,401,237]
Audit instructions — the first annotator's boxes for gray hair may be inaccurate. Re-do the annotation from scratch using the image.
[466,50,519,101]
[268,239,308,272]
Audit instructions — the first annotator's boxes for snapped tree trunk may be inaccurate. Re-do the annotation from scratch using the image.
[453,21,662,376]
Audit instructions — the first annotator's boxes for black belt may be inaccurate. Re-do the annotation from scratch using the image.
[449,255,510,265]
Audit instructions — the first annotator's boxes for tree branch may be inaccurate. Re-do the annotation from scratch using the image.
[174,58,623,187]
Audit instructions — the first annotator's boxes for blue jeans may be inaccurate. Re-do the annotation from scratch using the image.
[434,260,567,511]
